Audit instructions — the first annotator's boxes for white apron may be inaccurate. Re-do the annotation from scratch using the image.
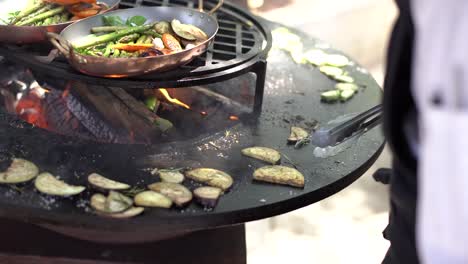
[411,0,468,262]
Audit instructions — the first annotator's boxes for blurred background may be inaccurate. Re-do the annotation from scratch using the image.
[229,0,398,263]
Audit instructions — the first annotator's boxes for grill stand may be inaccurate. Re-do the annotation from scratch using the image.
[0,219,246,264]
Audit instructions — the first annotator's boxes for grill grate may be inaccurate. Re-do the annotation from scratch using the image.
[119,0,263,70]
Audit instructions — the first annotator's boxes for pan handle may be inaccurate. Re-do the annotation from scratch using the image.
[198,0,224,15]
[47,32,72,59]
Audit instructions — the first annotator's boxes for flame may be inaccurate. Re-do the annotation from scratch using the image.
[229,115,239,121]
[159,89,190,109]
[200,111,207,116]
[62,87,70,99]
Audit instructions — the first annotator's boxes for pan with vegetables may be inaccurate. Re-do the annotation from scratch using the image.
[47,2,222,78]
[0,0,119,44]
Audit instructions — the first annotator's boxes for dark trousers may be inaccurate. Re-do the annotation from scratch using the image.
[382,160,420,264]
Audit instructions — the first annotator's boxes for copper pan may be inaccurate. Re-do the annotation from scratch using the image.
[0,0,120,44]
[47,0,222,78]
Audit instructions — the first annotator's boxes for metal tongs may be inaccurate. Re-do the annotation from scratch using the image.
[312,105,383,147]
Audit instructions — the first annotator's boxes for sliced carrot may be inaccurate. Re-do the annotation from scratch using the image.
[75,9,99,18]
[67,3,101,18]
[162,33,182,51]
[160,48,174,55]
[112,43,155,52]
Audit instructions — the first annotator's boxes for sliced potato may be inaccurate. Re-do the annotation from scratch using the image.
[241,147,281,164]
[319,65,343,77]
[91,193,144,218]
[134,191,173,208]
[288,127,309,143]
[105,191,133,213]
[34,172,86,196]
[148,182,192,207]
[193,186,222,208]
[0,158,39,184]
[185,168,233,191]
[253,166,305,188]
[88,173,131,191]
[159,170,185,184]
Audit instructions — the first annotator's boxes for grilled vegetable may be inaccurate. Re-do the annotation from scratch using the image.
[304,49,327,66]
[88,173,131,191]
[154,21,172,34]
[136,35,147,44]
[319,65,343,78]
[111,43,154,52]
[162,33,182,51]
[340,89,356,101]
[73,23,155,49]
[91,194,144,218]
[324,54,349,67]
[148,182,192,207]
[171,19,208,41]
[333,75,354,83]
[16,6,65,26]
[145,95,159,111]
[335,83,358,92]
[320,90,340,102]
[158,169,184,184]
[44,0,96,5]
[91,26,129,33]
[193,186,222,208]
[185,168,233,191]
[0,158,39,184]
[241,147,281,165]
[10,1,46,25]
[34,172,86,196]
[67,2,102,18]
[105,191,133,213]
[134,191,173,208]
[253,165,305,188]
[288,127,309,143]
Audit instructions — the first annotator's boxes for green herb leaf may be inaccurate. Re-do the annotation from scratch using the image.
[102,15,125,26]
[8,11,20,18]
[126,15,147,27]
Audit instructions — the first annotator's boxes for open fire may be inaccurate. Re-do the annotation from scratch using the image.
[0,70,252,145]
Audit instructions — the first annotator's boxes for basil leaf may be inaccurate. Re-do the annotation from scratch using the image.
[102,15,124,26]
[126,15,146,27]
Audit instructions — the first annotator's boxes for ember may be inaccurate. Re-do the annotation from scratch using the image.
[159,88,190,109]
[229,115,239,121]
[15,87,48,128]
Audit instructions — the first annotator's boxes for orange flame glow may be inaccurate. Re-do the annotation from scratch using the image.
[159,88,190,109]
[229,115,239,121]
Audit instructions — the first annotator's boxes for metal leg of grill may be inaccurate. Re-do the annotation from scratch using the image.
[252,60,267,115]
